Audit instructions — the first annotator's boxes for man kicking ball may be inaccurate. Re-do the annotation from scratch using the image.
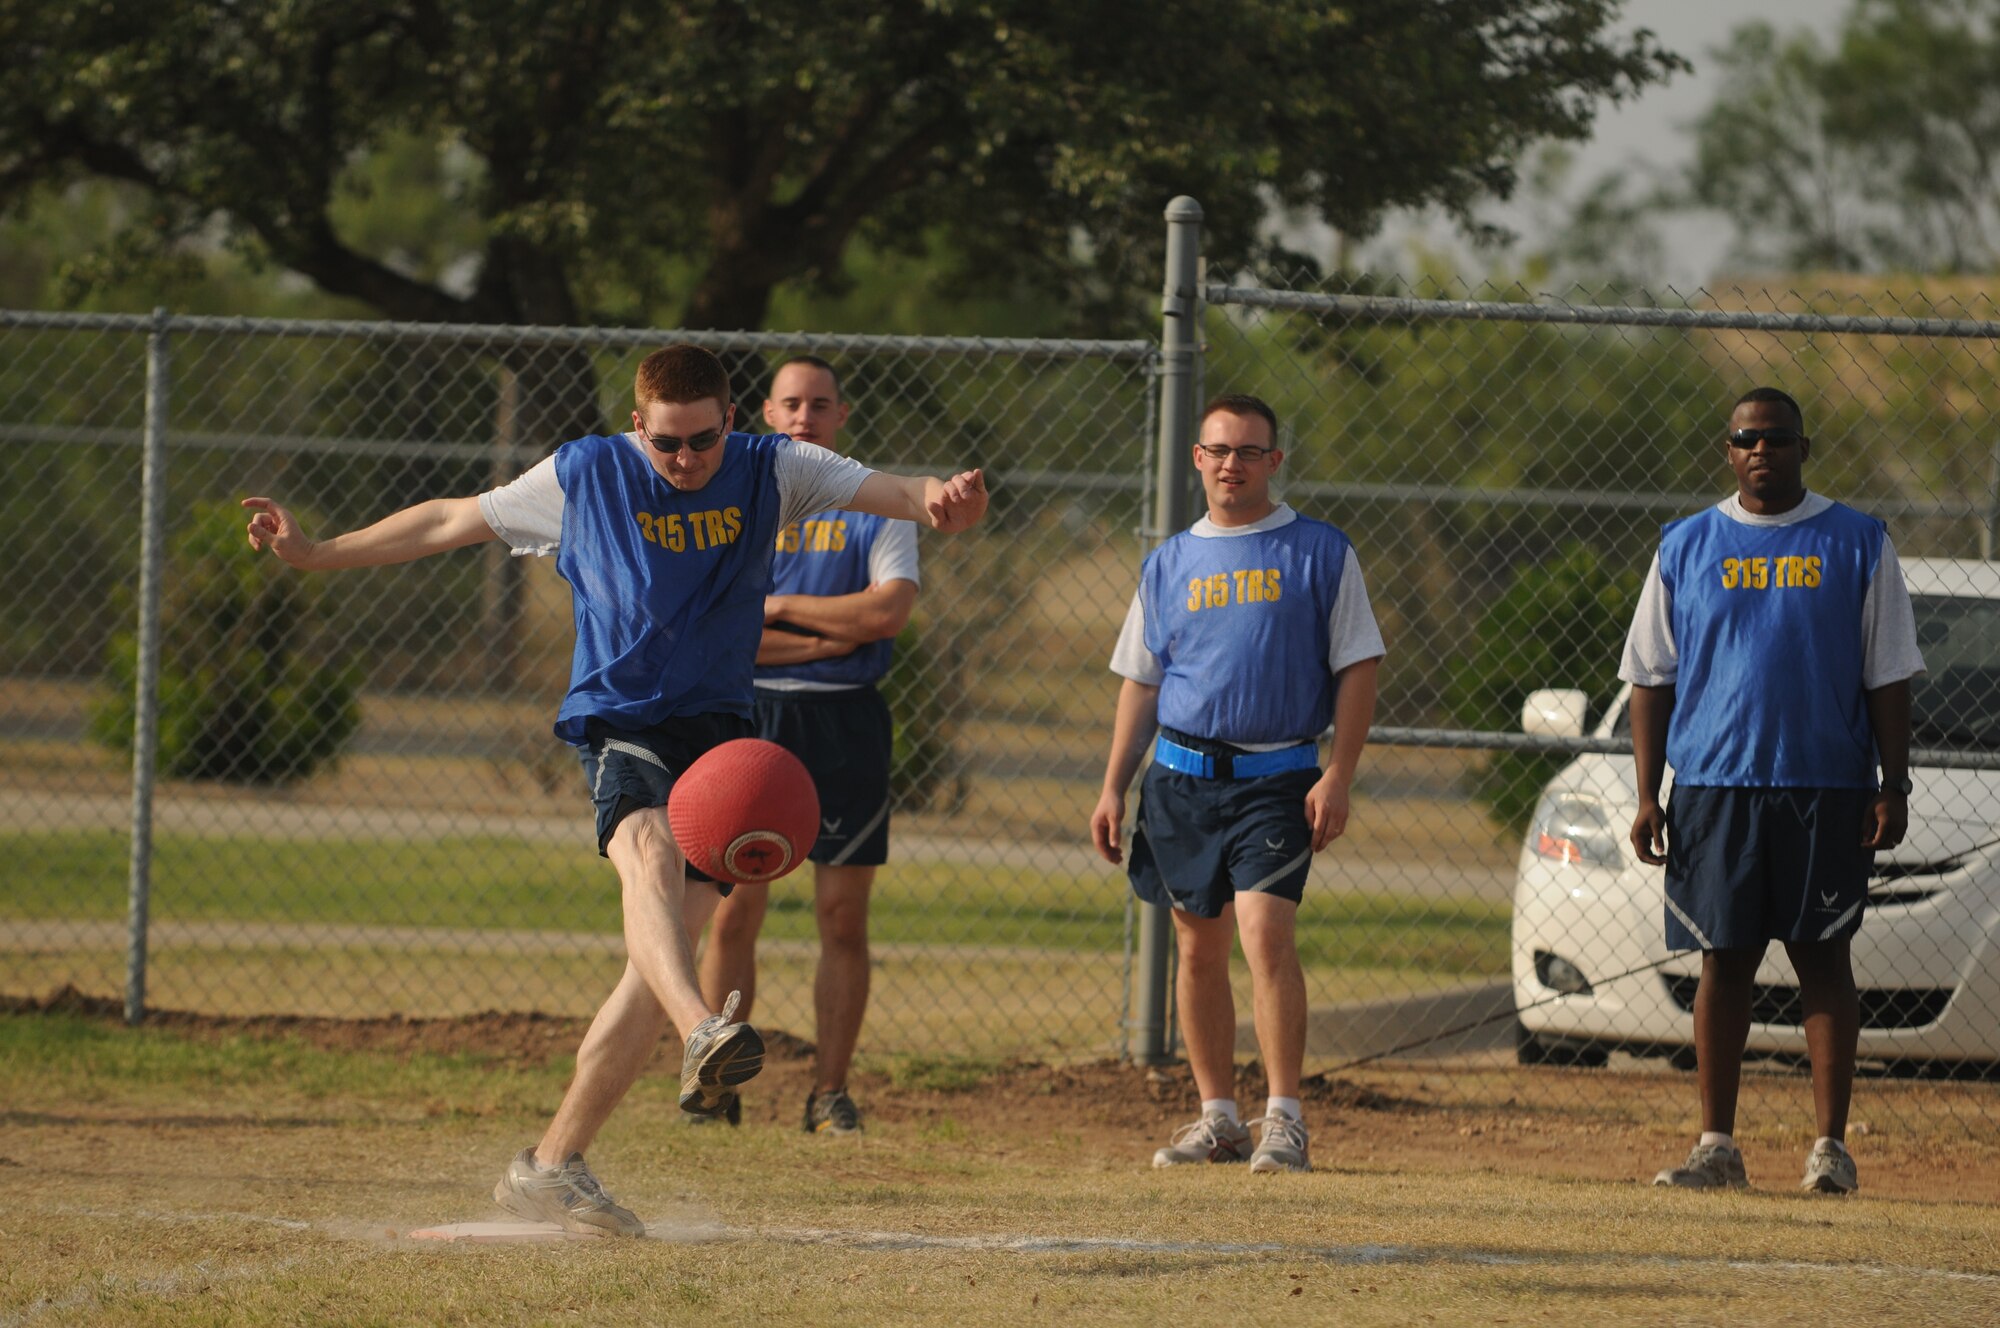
[244,345,986,1234]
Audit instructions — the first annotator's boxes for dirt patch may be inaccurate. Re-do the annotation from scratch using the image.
[14,984,2000,1203]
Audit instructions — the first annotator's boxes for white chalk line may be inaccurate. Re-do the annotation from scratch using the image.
[19,1204,2000,1300]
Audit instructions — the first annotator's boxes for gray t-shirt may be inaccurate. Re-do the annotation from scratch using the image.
[1619,491,1926,689]
[478,432,874,555]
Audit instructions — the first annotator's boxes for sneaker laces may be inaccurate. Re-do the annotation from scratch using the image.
[556,1154,613,1206]
[1247,1113,1308,1152]
[1168,1116,1230,1149]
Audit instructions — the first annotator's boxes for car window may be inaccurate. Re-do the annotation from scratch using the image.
[1911,595,2000,750]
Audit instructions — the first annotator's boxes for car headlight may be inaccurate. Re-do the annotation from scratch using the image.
[1531,792,1623,868]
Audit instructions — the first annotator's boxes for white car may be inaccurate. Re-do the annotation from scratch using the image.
[1511,556,2000,1074]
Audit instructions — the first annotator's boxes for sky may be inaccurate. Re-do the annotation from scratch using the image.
[1357,0,1848,289]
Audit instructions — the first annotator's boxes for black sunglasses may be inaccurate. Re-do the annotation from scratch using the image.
[1727,427,1804,448]
[637,421,726,454]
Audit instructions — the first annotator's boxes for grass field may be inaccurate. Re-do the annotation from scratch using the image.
[4,1005,1998,1326]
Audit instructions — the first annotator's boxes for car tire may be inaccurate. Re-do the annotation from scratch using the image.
[1514,1021,1609,1068]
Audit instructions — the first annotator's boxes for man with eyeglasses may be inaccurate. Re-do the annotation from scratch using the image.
[1090,393,1384,1175]
[1622,386,1922,1196]
[697,355,917,1137]
[242,344,986,1235]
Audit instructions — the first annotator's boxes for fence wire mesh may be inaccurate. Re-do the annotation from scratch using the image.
[1201,271,2000,1136]
[0,312,1154,1059]
[4,268,1998,1140]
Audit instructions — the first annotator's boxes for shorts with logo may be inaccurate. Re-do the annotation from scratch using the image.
[752,684,893,868]
[575,711,754,890]
[1127,732,1319,919]
[1663,784,1875,951]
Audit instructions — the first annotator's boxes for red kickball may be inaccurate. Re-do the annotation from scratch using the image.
[667,738,821,886]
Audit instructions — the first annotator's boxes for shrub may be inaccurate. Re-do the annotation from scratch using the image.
[91,499,362,784]
[882,622,967,814]
[1444,541,1640,835]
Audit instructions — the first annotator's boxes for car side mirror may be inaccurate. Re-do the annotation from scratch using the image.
[1522,688,1588,738]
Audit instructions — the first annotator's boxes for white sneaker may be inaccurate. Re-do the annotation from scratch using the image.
[1653,1142,1749,1190]
[1152,1112,1252,1167]
[493,1148,645,1236]
[1247,1113,1311,1173]
[1800,1141,1858,1194]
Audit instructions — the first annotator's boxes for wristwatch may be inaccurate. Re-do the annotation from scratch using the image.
[1882,773,1914,797]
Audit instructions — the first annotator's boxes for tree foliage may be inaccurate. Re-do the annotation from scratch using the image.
[1691,0,2000,274]
[90,501,362,785]
[2,1,1681,334]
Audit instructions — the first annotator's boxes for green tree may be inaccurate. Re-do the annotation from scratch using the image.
[1444,542,1640,834]
[90,501,362,785]
[2,1,1682,338]
[1691,1,2000,274]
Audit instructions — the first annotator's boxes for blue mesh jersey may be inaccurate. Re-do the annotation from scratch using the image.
[551,432,786,742]
[1140,515,1351,745]
[1660,500,1885,788]
[755,509,898,687]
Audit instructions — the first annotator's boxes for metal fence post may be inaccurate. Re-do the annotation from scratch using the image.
[1129,196,1204,1064]
[125,307,172,1026]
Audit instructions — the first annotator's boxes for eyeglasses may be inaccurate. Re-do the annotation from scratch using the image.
[1196,443,1274,462]
[1727,428,1804,449]
[635,417,727,454]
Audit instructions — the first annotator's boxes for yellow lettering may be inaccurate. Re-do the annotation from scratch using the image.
[707,510,729,548]
[1721,558,1738,589]
[1187,578,1202,612]
[636,512,655,546]
[1233,569,1250,603]
[725,507,743,542]
[831,519,846,552]
[1805,555,1822,588]
[776,522,798,553]
[664,514,685,553]
[1267,567,1280,601]
[1751,557,1769,589]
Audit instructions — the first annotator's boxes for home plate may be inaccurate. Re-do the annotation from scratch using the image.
[409,1221,602,1244]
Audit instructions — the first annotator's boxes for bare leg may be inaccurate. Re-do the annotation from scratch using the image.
[1235,893,1305,1102]
[702,880,770,1020]
[1785,937,1858,1141]
[1694,946,1764,1136]
[1172,904,1238,1104]
[812,863,875,1092]
[533,807,721,1162]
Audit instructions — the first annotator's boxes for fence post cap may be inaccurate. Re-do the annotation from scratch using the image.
[1164,196,1204,223]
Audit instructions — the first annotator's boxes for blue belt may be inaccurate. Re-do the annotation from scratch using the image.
[1153,734,1318,780]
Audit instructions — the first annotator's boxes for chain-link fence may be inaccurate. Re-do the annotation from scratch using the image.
[4,210,1998,1139]
[1195,239,2000,1137]
[0,310,1155,1058]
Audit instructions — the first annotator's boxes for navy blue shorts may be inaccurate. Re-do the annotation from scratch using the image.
[1663,785,1875,951]
[575,712,754,890]
[1127,745,1319,920]
[753,685,892,867]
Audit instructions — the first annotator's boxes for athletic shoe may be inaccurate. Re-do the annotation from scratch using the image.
[1653,1142,1749,1190]
[1800,1141,1859,1195]
[803,1087,864,1135]
[1247,1113,1312,1174]
[492,1148,645,1237]
[1152,1111,1252,1167]
[679,990,765,1118]
[683,1093,743,1127]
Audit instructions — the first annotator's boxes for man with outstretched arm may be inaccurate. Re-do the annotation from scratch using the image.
[243,344,986,1235]
[1090,393,1384,1175]
[699,356,916,1135]
[1624,386,1922,1196]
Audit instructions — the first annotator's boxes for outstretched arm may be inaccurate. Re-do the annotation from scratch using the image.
[848,469,988,533]
[243,495,497,570]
